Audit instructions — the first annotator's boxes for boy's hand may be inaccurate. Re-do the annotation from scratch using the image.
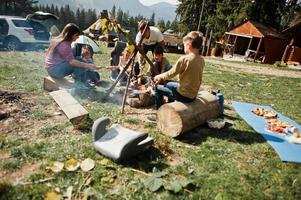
[154,75,160,82]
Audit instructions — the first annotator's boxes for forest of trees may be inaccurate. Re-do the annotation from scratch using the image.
[176,0,301,39]
[1,0,300,39]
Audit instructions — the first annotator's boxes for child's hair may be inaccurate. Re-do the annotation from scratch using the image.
[183,31,203,49]
[81,45,91,53]
[48,23,81,55]
[81,45,92,57]
[154,45,164,55]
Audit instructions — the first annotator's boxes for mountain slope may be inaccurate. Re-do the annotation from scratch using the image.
[37,0,176,21]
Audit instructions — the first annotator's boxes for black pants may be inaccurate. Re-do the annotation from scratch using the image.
[142,43,159,55]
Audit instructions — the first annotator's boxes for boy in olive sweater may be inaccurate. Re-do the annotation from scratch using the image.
[153,31,204,109]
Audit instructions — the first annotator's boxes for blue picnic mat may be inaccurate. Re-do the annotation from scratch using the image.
[232,101,301,163]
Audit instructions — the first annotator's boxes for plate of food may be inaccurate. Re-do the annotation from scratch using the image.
[266,118,292,128]
[266,124,286,134]
[251,108,277,118]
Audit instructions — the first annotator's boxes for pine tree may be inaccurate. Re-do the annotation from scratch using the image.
[116,7,124,25]
[111,4,116,18]
[157,18,166,32]
[166,20,171,30]
[149,12,155,26]
[0,0,38,16]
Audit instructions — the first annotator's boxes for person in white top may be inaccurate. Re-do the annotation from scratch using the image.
[135,20,165,70]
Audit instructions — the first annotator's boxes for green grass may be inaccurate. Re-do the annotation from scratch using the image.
[0,50,300,199]
[0,159,22,170]
[31,108,50,120]
[39,124,65,137]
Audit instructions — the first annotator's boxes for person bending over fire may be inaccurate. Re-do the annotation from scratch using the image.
[135,20,165,71]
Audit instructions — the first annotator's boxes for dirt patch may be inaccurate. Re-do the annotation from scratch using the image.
[205,58,301,78]
[0,89,78,139]
[0,162,43,185]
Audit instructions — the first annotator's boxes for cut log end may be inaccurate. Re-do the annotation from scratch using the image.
[157,104,183,137]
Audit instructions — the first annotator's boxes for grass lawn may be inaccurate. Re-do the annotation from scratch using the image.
[0,48,301,199]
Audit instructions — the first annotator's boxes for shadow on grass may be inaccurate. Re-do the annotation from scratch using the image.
[121,146,168,173]
[176,122,265,145]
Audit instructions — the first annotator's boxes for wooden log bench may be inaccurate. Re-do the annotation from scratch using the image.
[43,76,74,92]
[157,91,222,137]
[50,90,89,128]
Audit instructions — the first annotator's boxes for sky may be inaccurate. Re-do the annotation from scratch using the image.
[139,0,179,6]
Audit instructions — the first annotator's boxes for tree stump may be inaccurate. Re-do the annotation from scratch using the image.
[157,91,222,137]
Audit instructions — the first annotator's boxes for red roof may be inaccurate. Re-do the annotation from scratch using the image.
[228,20,287,39]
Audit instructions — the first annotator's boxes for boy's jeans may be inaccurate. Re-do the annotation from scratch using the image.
[154,81,194,109]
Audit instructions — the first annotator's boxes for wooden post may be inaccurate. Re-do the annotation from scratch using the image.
[197,0,205,31]
[201,28,208,56]
[254,37,263,62]
[281,38,294,63]
[247,37,253,50]
[121,59,135,114]
[232,35,238,55]
[206,30,213,56]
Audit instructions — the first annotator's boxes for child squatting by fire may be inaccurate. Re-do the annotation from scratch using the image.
[107,45,171,108]
[74,45,101,86]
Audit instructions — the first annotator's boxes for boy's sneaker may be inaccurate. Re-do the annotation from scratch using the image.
[147,115,157,123]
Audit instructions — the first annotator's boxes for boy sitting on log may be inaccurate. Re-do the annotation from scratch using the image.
[153,31,205,109]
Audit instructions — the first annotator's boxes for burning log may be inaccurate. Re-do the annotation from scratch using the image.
[157,91,222,137]
[126,78,155,108]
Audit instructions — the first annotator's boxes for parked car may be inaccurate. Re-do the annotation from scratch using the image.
[163,29,184,54]
[0,12,58,51]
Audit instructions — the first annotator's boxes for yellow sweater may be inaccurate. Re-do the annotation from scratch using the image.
[155,53,204,99]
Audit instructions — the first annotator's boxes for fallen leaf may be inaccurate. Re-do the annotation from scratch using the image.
[100,158,109,166]
[65,158,80,171]
[144,176,162,192]
[80,158,95,172]
[164,181,182,193]
[47,161,64,173]
[44,190,61,200]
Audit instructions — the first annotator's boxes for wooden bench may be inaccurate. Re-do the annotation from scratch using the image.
[43,76,74,92]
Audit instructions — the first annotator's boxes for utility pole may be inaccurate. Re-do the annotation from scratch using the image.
[197,0,205,31]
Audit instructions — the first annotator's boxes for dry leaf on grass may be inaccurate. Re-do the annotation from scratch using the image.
[44,190,61,200]
[46,161,64,173]
[100,158,110,166]
[80,158,95,172]
[65,158,80,171]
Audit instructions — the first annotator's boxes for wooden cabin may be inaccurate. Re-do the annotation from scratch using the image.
[224,20,288,64]
[282,22,301,65]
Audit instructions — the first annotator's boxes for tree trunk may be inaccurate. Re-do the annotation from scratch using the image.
[157,91,222,137]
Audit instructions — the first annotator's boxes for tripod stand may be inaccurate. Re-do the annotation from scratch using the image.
[103,22,159,113]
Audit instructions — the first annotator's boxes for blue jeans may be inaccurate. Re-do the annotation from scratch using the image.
[154,81,195,109]
[47,61,99,82]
